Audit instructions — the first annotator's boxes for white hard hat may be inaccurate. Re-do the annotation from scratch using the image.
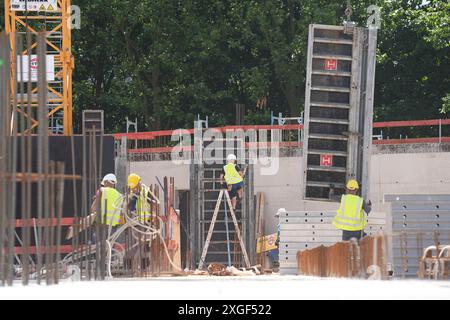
[102,173,117,184]
[227,154,237,162]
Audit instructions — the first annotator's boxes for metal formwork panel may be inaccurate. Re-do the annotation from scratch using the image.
[302,24,378,201]
[386,194,450,278]
[278,209,386,275]
[191,140,255,268]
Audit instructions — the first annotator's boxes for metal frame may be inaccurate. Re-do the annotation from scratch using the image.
[301,23,377,201]
[190,136,255,268]
[5,0,73,135]
[82,110,104,135]
[360,27,378,200]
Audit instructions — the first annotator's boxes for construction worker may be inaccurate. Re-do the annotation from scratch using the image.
[333,180,372,241]
[220,154,245,210]
[91,174,124,233]
[127,173,160,223]
[127,174,161,272]
[267,211,280,270]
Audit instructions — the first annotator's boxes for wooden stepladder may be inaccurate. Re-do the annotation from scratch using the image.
[198,189,251,270]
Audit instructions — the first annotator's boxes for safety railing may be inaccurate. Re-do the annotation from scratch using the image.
[114,119,450,161]
[373,119,450,144]
[114,124,304,161]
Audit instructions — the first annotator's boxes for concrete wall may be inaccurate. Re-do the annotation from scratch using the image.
[131,161,190,190]
[130,148,450,236]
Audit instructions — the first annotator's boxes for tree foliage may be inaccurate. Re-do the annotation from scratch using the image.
[1,0,449,132]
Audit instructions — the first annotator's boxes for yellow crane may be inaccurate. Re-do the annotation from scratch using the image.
[4,0,74,135]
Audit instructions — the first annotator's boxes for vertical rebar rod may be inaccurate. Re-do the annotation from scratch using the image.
[0,32,10,286]
[81,131,88,280]
[37,32,49,284]
[55,162,65,284]
[11,33,20,284]
[70,134,80,271]
[47,162,56,285]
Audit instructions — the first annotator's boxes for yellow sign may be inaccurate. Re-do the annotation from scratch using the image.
[39,4,46,11]
[48,4,54,11]
[256,233,278,253]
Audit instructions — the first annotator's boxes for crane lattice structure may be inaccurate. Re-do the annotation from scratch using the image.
[4,0,73,135]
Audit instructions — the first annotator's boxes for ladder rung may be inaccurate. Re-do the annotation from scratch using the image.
[204,251,244,255]
[306,181,345,188]
[314,37,353,45]
[203,231,239,234]
[311,86,350,93]
[209,241,240,244]
[313,54,352,61]
[307,149,348,157]
[310,102,350,109]
[309,117,349,125]
[312,70,352,77]
[308,133,348,141]
[200,219,241,222]
[307,165,347,173]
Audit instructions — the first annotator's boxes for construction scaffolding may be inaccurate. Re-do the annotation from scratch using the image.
[190,130,256,268]
[4,0,74,135]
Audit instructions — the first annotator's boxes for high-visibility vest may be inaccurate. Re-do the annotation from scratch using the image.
[136,185,154,222]
[223,163,243,185]
[100,187,123,227]
[333,194,367,231]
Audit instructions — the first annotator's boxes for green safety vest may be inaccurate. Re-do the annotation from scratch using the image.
[136,185,155,222]
[100,187,123,227]
[333,194,367,231]
[223,163,243,185]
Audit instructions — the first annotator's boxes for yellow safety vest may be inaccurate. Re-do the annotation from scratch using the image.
[136,185,155,222]
[333,194,367,231]
[100,187,123,227]
[223,163,243,185]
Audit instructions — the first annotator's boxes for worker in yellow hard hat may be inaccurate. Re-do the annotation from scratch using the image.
[127,173,160,223]
[332,179,372,241]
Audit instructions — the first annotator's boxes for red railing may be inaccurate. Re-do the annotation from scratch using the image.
[12,218,125,255]
[113,119,450,155]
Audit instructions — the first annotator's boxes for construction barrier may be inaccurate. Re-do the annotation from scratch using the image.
[297,234,388,279]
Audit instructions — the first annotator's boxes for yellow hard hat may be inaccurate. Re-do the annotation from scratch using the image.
[127,174,141,189]
[346,179,359,191]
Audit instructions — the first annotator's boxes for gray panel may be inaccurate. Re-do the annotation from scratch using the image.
[387,194,450,278]
[279,208,386,275]
[385,194,450,203]
[302,24,377,201]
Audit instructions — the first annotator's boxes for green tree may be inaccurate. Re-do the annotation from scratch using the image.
[375,0,450,121]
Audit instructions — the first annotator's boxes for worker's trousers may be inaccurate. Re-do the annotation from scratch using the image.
[342,230,366,242]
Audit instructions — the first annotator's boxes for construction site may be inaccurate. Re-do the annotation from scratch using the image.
[1,0,450,300]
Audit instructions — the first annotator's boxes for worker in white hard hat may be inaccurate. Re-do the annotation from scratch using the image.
[267,210,281,270]
[91,173,124,231]
[66,173,124,243]
[101,173,117,187]
[127,173,160,223]
[219,154,246,210]
[332,179,372,241]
